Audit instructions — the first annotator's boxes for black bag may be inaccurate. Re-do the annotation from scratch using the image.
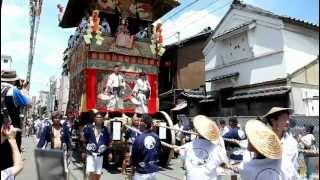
[1,85,11,124]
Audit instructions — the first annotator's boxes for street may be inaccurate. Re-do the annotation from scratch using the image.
[17,136,238,180]
[17,136,185,180]
[2,0,319,180]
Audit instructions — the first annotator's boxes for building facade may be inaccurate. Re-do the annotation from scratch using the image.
[38,90,49,115]
[202,1,319,116]
[57,75,70,115]
[1,55,13,71]
[159,29,213,112]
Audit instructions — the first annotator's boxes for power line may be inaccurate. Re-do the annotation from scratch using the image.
[162,0,200,23]
[164,0,232,42]
[164,0,227,40]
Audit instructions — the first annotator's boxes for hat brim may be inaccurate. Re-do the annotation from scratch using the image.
[263,108,293,120]
[193,115,220,142]
[245,120,282,159]
[1,77,19,82]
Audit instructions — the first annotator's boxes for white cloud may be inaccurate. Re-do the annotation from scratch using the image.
[42,47,65,67]
[1,2,29,43]
[1,3,28,17]
[161,10,221,45]
[1,41,29,62]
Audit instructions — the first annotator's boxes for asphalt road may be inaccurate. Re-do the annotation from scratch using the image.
[16,136,189,180]
[20,136,320,180]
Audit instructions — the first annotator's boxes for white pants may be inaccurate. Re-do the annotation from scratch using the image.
[86,154,104,175]
[133,173,157,180]
[135,92,148,114]
[107,94,124,110]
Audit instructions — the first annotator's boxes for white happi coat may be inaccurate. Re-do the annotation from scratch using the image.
[133,78,151,114]
[106,73,126,110]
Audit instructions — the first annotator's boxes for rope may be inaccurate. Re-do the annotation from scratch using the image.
[123,124,176,149]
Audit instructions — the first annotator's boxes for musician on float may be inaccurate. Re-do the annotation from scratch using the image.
[133,72,151,115]
[105,65,126,116]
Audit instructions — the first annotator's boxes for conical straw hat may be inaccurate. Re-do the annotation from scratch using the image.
[193,115,220,142]
[263,107,293,120]
[245,119,282,159]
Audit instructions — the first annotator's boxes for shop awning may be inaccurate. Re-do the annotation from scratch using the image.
[199,98,216,103]
[228,86,291,100]
[181,90,213,99]
[171,101,187,111]
[206,72,239,82]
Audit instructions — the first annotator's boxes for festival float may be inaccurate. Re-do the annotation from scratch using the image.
[59,0,180,171]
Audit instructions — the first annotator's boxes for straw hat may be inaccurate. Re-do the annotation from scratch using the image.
[245,119,282,159]
[263,107,293,120]
[192,115,220,142]
[1,70,19,82]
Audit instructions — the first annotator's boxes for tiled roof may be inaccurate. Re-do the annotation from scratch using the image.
[159,89,184,98]
[228,86,291,100]
[233,1,319,29]
[212,21,256,41]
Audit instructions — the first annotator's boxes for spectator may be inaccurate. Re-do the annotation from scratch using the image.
[299,125,316,180]
[219,119,229,136]
[263,107,300,179]
[223,117,246,162]
[1,123,24,179]
[1,71,30,170]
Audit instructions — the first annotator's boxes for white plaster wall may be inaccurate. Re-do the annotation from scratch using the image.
[283,28,319,74]
[204,8,285,81]
[206,52,285,91]
[292,87,319,115]
[291,87,306,115]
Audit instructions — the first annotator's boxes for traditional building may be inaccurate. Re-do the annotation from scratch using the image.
[202,0,319,116]
[38,90,49,115]
[159,28,213,113]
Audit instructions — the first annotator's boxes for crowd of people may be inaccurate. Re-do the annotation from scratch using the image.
[1,71,318,180]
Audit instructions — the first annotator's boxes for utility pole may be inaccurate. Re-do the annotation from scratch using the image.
[27,0,43,89]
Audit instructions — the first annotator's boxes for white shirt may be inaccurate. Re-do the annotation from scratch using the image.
[220,126,229,136]
[240,159,290,180]
[107,73,125,89]
[179,138,227,180]
[281,133,300,178]
[133,78,150,93]
[301,134,315,147]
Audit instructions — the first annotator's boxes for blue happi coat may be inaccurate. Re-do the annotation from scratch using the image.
[131,131,161,174]
[83,124,111,156]
[37,122,71,150]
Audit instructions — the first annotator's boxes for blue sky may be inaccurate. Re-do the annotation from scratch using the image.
[1,0,319,97]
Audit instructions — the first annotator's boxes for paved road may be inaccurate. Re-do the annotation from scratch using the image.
[16,136,187,180]
[18,136,319,180]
